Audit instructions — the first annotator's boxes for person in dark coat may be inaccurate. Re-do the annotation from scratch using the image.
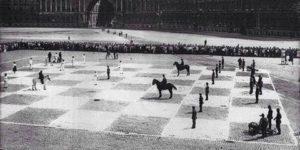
[238,58,242,69]
[215,64,219,78]
[255,86,260,103]
[58,52,62,63]
[48,52,52,62]
[199,93,203,112]
[267,105,273,130]
[205,82,209,100]
[38,70,45,84]
[242,59,245,71]
[259,113,268,138]
[250,75,256,94]
[219,61,221,73]
[204,40,207,46]
[161,74,167,88]
[212,69,215,85]
[221,56,224,69]
[257,75,263,95]
[12,62,17,74]
[192,106,197,129]
[274,108,282,134]
[107,66,110,80]
[180,58,184,66]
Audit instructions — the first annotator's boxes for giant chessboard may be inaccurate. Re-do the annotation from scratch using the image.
[0,60,297,146]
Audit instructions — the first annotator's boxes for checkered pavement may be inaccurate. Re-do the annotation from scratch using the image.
[0,60,297,146]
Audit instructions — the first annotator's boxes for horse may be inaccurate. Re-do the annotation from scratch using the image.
[32,75,51,91]
[173,62,190,76]
[152,79,177,99]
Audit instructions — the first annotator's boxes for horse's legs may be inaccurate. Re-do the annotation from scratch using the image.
[169,89,173,99]
[159,90,162,98]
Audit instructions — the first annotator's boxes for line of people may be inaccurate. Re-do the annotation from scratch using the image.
[1,41,298,58]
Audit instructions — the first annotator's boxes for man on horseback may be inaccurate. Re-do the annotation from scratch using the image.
[161,74,167,88]
[180,58,184,66]
[39,70,44,85]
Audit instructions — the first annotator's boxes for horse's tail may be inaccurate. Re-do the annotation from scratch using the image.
[172,84,177,90]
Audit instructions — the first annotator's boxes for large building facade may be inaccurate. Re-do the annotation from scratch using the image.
[1,0,299,37]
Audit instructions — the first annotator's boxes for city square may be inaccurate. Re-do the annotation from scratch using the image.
[0,0,300,149]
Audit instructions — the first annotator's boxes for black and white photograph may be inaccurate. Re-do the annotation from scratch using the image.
[0,0,299,149]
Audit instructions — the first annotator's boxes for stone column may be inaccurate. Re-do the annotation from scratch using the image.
[60,0,63,11]
[121,0,123,12]
[50,0,52,12]
[40,0,42,11]
[70,0,72,12]
[45,0,48,12]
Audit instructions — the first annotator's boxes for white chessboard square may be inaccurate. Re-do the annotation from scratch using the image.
[30,96,89,110]
[49,109,120,131]
[234,76,272,84]
[122,101,180,118]
[93,90,145,102]
[182,95,229,108]
[162,118,229,140]
[8,77,33,86]
[74,80,117,90]
[120,77,153,84]
[139,68,173,74]
[122,63,152,68]
[231,88,279,99]
[17,85,70,96]
[2,71,35,78]
[0,104,26,119]
[54,73,94,81]
[228,107,288,124]
[194,80,234,89]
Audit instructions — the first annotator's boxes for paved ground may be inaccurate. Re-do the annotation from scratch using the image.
[0,51,299,149]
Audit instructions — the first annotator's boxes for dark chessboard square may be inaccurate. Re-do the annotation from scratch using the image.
[171,69,202,75]
[98,76,124,82]
[135,73,164,78]
[234,82,274,90]
[59,88,101,98]
[229,122,295,145]
[236,72,269,78]
[190,87,231,96]
[2,107,66,125]
[168,79,195,86]
[206,67,236,71]
[113,67,141,72]
[80,100,129,112]
[231,97,280,108]
[150,65,173,69]
[113,83,151,91]
[71,70,105,74]
[141,93,184,104]
[176,105,228,120]
[18,67,45,72]
[0,84,29,93]
[107,115,169,135]
[63,65,85,69]
[47,80,81,86]
[199,75,233,81]
[0,94,46,105]
[26,73,62,79]
[95,62,118,67]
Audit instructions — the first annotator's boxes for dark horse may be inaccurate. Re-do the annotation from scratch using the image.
[173,62,190,76]
[152,79,177,99]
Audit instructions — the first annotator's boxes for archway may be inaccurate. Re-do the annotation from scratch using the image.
[87,0,115,28]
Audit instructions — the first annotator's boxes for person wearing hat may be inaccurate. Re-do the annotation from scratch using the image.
[259,113,268,138]
[191,106,197,129]
[199,93,204,112]
[218,61,222,73]
[180,58,184,66]
[221,56,224,69]
[255,85,260,103]
[205,82,209,100]
[215,64,219,78]
[267,105,273,130]
[274,108,282,134]
[211,69,215,85]
[161,74,167,88]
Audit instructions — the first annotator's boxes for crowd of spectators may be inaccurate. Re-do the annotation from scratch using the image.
[0,40,298,58]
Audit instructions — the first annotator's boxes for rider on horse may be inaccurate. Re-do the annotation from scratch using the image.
[180,58,184,66]
[39,70,44,84]
[161,74,167,88]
